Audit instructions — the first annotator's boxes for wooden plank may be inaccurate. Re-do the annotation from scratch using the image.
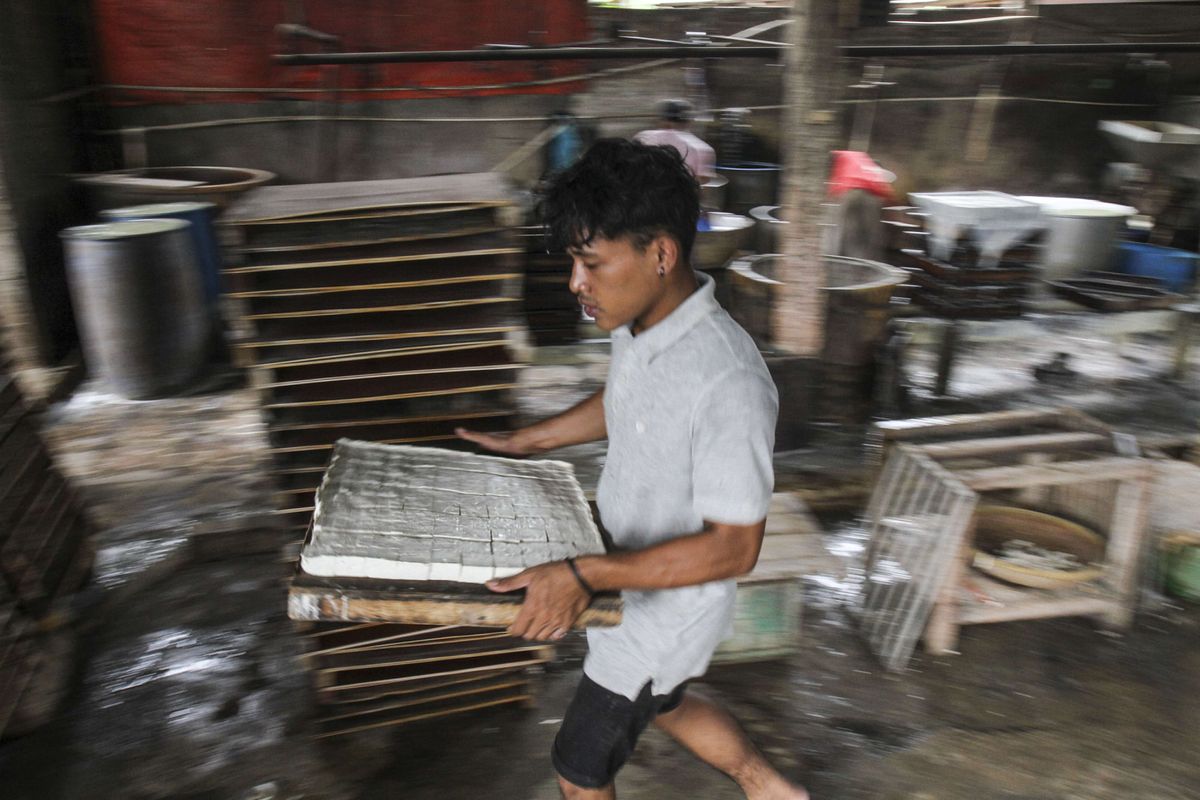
[955,457,1152,491]
[236,202,497,226]
[257,338,511,371]
[317,674,527,722]
[245,296,516,322]
[262,345,516,388]
[288,572,622,629]
[231,272,520,301]
[267,412,513,450]
[226,238,519,273]
[304,624,501,656]
[873,409,1069,441]
[956,573,1118,625]
[248,301,517,344]
[916,432,1112,461]
[1098,476,1152,629]
[317,660,538,705]
[313,639,545,672]
[237,324,517,355]
[313,688,531,739]
[263,380,520,410]
[222,172,513,223]
[318,646,552,692]
[262,385,515,426]
[242,277,515,318]
[234,225,507,255]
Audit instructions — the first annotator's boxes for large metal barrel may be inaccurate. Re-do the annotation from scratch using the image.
[728,254,906,422]
[61,219,209,399]
[715,162,781,215]
[101,201,222,306]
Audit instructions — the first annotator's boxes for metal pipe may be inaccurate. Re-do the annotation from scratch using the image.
[275,45,781,65]
[844,41,1200,56]
[274,41,1200,67]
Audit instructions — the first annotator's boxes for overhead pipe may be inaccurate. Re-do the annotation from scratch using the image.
[274,41,1200,67]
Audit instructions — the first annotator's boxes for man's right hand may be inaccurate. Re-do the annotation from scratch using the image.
[455,428,534,456]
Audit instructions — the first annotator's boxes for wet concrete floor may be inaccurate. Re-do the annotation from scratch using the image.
[2,321,1199,799]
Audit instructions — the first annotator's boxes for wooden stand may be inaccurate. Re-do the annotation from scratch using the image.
[870,409,1153,659]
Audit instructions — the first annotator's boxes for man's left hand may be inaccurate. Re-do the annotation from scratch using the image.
[486,561,592,641]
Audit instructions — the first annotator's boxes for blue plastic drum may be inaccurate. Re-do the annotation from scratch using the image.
[101,201,221,306]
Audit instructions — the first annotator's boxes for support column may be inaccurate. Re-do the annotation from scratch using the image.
[773,0,840,357]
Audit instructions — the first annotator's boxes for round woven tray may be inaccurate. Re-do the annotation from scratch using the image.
[971,505,1106,590]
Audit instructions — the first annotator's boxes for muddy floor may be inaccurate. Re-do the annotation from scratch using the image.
[2,319,1199,799]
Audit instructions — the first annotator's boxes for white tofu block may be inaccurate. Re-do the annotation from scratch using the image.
[301,441,604,583]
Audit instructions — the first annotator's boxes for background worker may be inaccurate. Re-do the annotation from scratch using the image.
[634,98,716,182]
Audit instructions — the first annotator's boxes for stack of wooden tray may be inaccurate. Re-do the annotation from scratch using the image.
[0,364,94,738]
[220,174,527,532]
[518,225,579,346]
[297,621,553,739]
[882,205,1039,320]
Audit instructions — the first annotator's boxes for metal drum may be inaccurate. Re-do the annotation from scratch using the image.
[61,219,208,399]
[715,162,781,215]
[101,201,221,306]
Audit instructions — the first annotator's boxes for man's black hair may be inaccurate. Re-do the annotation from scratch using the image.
[542,138,700,263]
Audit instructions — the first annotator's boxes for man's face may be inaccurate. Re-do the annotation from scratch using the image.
[567,235,662,332]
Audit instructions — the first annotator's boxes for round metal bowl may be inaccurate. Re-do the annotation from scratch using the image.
[970,506,1106,590]
[77,166,276,212]
[692,211,754,271]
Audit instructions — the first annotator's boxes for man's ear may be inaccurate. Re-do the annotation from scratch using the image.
[653,234,682,274]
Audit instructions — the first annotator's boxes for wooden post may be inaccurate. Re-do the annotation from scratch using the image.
[925,519,974,656]
[1099,476,1152,629]
[773,0,841,357]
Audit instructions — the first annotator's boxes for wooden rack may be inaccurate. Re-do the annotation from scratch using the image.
[295,621,553,738]
[219,174,526,533]
[0,361,94,737]
[862,408,1152,666]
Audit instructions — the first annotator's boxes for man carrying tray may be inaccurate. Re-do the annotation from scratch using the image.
[457,139,806,800]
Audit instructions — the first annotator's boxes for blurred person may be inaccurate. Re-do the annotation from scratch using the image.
[634,99,716,182]
[457,140,805,800]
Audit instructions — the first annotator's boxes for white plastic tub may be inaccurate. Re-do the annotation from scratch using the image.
[909,190,1042,265]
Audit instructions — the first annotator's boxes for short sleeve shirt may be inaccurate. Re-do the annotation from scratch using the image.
[585,272,779,700]
[633,129,717,180]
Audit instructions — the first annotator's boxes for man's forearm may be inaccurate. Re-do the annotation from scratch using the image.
[574,521,764,592]
[514,389,606,453]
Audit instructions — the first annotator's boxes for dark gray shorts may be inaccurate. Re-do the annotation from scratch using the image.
[551,673,687,789]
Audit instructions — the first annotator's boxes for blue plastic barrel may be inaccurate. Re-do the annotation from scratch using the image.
[1114,242,1199,293]
[101,201,221,305]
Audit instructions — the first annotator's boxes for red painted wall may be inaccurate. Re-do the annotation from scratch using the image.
[94,0,589,103]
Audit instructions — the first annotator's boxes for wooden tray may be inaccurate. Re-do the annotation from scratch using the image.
[288,568,622,630]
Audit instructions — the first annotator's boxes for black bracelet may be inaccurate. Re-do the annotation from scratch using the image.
[564,557,596,596]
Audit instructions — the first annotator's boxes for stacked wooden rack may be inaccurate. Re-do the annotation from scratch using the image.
[1,361,94,737]
[297,621,553,739]
[219,174,526,533]
[882,205,1040,320]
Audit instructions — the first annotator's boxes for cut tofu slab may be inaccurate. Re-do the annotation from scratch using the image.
[300,440,604,582]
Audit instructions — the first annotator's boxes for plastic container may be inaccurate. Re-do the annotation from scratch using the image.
[909,191,1042,265]
[1019,196,1136,280]
[1114,242,1199,293]
[101,201,221,305]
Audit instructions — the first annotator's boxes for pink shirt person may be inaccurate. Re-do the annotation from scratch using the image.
[633,128,716,181]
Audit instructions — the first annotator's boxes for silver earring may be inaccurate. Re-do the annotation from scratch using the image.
[658,266,665,277]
